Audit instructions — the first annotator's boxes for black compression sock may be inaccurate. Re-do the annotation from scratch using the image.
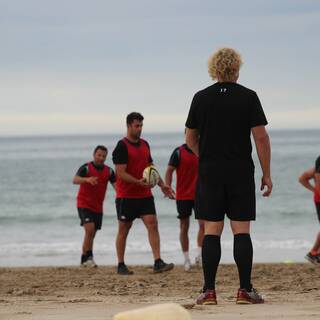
[233,233,253,291]
[202,235,221,290]
[86,250,93,257]
[81,255,87,264]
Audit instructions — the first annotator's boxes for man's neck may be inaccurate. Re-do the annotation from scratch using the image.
[126,134,140,143]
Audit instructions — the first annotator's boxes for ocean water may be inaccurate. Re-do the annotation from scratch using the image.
[0,130,319,267]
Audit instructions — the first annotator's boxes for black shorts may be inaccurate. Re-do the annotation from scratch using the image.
[116,197,156,222]
[195,178,256,222]
[78,208,103,230]
[176,200,195,219]
[315,202,320,222]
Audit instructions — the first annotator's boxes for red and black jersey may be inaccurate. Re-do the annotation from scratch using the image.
[168,144,198,200]
[112,138,153,198]
[76,162,115,213]
[314,188,320,204]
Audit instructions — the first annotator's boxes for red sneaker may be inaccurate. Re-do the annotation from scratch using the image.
[236,288,264,304]
[196,289,217,305]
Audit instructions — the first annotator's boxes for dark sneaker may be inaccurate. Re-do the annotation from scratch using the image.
[236,288,264,304]
[305,252,320,265]
[153,259,174,273]
[81,256,98,268]
[196,289,217,305]
[117,263,134,275]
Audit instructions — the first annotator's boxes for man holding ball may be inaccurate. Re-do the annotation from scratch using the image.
[112,112,175,275]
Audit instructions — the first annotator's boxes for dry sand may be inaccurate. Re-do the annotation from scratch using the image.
[0,263,319,319]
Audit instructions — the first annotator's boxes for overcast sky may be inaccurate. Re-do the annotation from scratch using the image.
[0,0,319,136]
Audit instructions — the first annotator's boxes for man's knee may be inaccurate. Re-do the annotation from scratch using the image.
[118,221,132,236]
[143,216,158,231]
[198,220,205,232]
[84,223,96,237]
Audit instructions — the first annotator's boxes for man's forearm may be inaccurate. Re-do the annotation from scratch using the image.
[73,176,87,185]
[186,128,199,157]
[255,134,271,177]
[117,171,141,184]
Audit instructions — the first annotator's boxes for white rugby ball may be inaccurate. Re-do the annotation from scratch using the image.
[142,165,160,187]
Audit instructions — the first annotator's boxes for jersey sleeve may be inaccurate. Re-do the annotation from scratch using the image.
[316,156,320,173]
[168,147,180,167]
[112,141,128,164]
[109,167,116,183]
[249,92,268,128]
[185,92,200,129]
[76,163,88,177]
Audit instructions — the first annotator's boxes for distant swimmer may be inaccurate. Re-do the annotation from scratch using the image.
[299,155,320,265]
[186,48,272,305]
[165,137,204,271]
[112,112,175,275]
[73,145,116,267]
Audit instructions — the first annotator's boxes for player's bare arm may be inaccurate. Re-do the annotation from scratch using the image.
[115,164,149,187]
[299,167,316,192]
[185,128,199,157]
[165,165,176,187]
[252,125,272,197]
[73,175,98,186]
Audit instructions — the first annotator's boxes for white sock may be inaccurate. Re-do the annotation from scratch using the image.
[197,247,202,257]
[183,251,190,261]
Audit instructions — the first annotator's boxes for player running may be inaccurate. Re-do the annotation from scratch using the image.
[73,145,116,267]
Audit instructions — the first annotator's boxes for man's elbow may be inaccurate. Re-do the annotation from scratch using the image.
[255,132,270,145]
[298,175,304,184]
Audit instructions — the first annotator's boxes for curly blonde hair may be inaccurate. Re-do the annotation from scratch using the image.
[208,48,242,82]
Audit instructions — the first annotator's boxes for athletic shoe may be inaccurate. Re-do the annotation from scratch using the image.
[236,288,264,304]
[153,259,174,273]
[196,289,217,305]
[184,259,192,272]
[117,263,134,275]
[305,252,320,265]
[81,256,98,268]
[195,255,202,268]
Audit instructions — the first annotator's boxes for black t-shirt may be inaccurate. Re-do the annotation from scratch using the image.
[76,162,116,183]
[316,156,320,173]
[168,144,194,168]
[185,82,268,182]
[112,138,153,165]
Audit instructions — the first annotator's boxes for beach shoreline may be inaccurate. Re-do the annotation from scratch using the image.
[1,263,319,319]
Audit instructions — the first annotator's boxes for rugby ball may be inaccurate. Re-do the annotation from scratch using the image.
[142,165,160,187]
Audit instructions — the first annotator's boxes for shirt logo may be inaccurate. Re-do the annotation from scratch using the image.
[220,88,227,93]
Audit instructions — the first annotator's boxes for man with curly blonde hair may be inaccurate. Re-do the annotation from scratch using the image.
[185,47,272,305]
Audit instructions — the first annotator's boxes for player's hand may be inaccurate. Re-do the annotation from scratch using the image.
[86,176,99,185]
[160,184,176,199]
[261,176,273,197]
[137,178,152,188]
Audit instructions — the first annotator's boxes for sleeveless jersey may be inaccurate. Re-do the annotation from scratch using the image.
[77,162,110,213]
[116,138,152,198]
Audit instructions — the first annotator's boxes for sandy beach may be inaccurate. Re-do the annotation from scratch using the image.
[0,263,319,319]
